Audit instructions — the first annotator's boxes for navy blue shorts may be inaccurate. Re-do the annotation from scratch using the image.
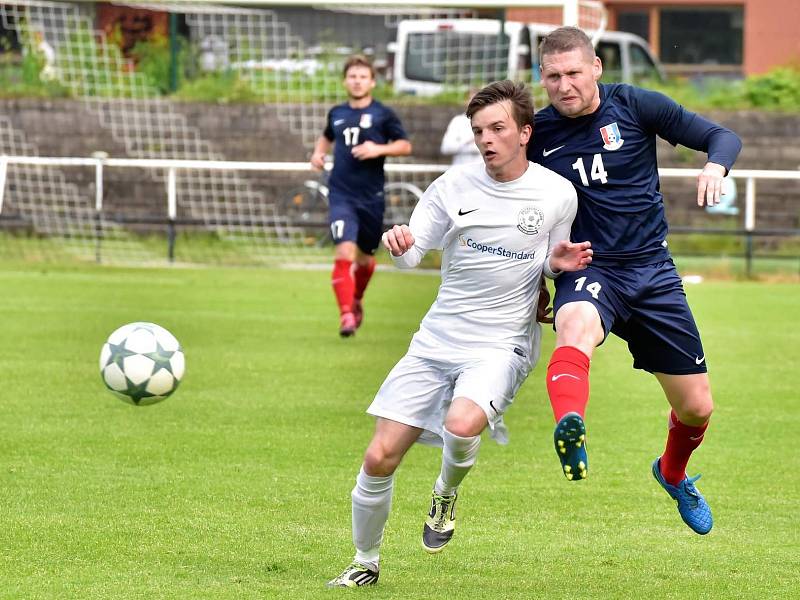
[553,260,707,375]
[328,191,385,255]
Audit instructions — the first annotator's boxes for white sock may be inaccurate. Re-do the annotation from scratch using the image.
[351,466,394,568]
[434,427,481,496]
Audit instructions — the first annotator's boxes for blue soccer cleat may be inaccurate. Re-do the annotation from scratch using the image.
[554,412,588,481]
[652,458,713,535]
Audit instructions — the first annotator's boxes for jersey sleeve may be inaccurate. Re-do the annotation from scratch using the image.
[391,179,451,269]
[543,180,579,279]
[632,87,742,173]
[322,108,334,142]
[383,107,409,142]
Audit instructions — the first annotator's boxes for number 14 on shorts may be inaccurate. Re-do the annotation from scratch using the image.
[575,276,602,299]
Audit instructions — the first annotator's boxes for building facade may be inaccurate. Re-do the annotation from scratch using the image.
[510,0,800,77]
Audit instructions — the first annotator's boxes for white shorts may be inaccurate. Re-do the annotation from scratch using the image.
[367,349,531,446]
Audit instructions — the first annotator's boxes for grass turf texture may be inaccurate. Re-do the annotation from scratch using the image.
[0,263,797,599]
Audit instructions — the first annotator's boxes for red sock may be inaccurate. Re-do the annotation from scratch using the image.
[354,257,376,300]
[332,258,355,315]
[660,410,708,485]
[546,346,591,421]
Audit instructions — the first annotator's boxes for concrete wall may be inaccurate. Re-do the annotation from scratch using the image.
[0,98,797,231]
[3,98,797,167]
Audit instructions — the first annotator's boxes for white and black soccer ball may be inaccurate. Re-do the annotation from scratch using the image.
[99,322,185,406]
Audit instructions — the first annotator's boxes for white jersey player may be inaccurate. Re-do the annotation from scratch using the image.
[328,81,593,589]
[371,160,578,446]
[440,112,483,165]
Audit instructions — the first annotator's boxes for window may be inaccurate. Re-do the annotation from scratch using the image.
[630,44,660,83]
[405,31,510,84]
[659,7,743,65]
[597,41,622,83]
[617,9,649,42]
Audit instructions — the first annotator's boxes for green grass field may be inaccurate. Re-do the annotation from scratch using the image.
[0,262,798,599]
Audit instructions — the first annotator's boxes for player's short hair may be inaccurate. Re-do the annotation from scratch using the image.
[466,80,534,131]
[539,26,595,61]
[342,54,375,79]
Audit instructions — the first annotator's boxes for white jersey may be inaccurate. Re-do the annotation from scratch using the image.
[392,161,577,362]
[440,114,483,166]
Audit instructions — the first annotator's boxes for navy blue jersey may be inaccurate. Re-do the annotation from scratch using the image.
[528,83,742,265]
[324,100,408,200]
[553,261,707,374]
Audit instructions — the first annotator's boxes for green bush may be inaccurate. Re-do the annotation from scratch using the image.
[0,53,70,99]
[3,29,800,113]
[174,71,261,103]
[130,33,188,94]
[643,65,800,112]
[739,67,800,109]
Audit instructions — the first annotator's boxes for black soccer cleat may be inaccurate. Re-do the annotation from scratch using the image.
[422,490,457,553]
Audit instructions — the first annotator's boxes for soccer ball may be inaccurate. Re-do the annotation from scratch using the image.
[99,322,185,406]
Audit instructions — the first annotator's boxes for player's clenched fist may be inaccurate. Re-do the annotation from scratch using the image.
[382,224,415,256]
[351,141,382,160]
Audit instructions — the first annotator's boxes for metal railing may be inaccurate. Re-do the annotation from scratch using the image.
[1,155,798,274]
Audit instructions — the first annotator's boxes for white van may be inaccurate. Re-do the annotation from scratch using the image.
[392,19,664,96]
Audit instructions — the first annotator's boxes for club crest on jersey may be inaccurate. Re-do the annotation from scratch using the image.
[359,113,373,128]
[599,122,624,151]
[517,206,544,235]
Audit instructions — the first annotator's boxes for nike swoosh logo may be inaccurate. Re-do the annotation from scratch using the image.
[489,400,499,415]
[551,373,580,382]
[695,355,706,365]
[333,119,345,125]
[458,208,479,216]
[542,145,565,157]
[689,434,705,441]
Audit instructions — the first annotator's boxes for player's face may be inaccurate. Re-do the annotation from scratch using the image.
[343,65,375,100]
[540,47,602,117]
[471,100,532,181]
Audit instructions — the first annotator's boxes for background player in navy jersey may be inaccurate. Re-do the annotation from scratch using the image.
[310,55,412,337]
[527,27,742,535]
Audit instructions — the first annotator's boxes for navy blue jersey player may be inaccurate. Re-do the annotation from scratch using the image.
[527,27,741,535]
[311,55,411,337]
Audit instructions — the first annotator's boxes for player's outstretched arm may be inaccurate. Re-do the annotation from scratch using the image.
[548,240,592,273]
[382,224,415,256]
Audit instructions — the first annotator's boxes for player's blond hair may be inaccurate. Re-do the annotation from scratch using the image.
[342,54,375,79]
[539,26,595,61]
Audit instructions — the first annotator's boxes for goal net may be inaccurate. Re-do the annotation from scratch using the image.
[0,0,604,266]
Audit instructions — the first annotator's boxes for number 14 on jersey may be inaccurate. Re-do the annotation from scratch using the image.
[572,154,608,186]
